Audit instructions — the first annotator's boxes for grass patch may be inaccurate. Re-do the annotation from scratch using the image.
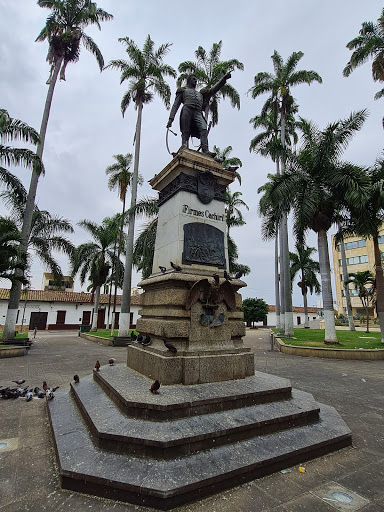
[273,329,383,349]
[0,331,29,341]
[87,329,139,339]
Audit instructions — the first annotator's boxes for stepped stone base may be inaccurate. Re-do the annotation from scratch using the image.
[48,364,352,510]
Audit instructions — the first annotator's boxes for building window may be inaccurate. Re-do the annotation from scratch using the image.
[342,289,359,297]
[340,255,369,266]
[297,316,301,325]
[337,239,367,251]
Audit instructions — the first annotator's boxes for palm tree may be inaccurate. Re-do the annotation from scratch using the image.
[258,110,369,344]
[177,41,244,127]
[0,108,44,186]
[2,1,112,341]
[213,145,242,184]
[338,234,356,331]
[0,217,28,286]
[225,190,249,237]
[249,99,298,331]
[249,50,322,336]
[343,8,384,120]
[71,217,123,331]
[1,184,75,281]
[106,35,176,337]
[105,153,136,330]
[346,271,375,333]
[289,243,321,328]
[338,155,384,342]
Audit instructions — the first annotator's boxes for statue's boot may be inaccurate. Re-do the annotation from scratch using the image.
[200,129,216,158]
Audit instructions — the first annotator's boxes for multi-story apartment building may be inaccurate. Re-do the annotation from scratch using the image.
[331,232,384,318]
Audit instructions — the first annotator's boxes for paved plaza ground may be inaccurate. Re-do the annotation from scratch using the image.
[0,329,383,511]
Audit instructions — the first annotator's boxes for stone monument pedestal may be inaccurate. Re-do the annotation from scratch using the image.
[130,272,254,385]
[48,148,352,509]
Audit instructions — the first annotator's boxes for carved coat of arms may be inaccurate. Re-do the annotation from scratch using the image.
[197,171,215,204]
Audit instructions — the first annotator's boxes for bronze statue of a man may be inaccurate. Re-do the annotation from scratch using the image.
[166,72,231,156]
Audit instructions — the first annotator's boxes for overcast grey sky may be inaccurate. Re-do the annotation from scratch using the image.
[1,1,383,306]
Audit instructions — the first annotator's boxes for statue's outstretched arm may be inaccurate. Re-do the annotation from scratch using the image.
[167,90,183,128]
[207,72,232,98]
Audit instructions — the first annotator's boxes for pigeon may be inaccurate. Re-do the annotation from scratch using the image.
[109,358,115,365]
[159,266,166,273]
[130,332,137,341]
[43,381,49,391]
[16,386,28,397]
[234,270,244,279]
[163,339,177,353]
[170,261,182,271]
[224,270,232,281]
[34,387,45,399]
[25,390,33,401]
[150,380,160,394]
[95,360,101,371]
[73,375,80,384]
[142,335,151,346]
[136,334,143,344]
[46,389,55,400]
[12,379,25,385]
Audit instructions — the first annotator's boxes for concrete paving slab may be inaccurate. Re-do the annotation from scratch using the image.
[0,329,383,511]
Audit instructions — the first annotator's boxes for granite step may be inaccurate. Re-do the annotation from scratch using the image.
[71,374,320,458]
[92,364,292,419]
[48,387,352,510]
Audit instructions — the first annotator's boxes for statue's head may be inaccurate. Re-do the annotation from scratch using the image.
[186,74,198,88]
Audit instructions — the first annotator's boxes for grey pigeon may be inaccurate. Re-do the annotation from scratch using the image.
[170,261,182,271]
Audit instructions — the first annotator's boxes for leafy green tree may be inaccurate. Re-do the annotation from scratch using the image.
[177,41,243,126]
[258,110,368,344]
[106,35,176,337]
[3,0,112,341]
[343,7,384,121]
[242,297,269,327]
[346,271,375,333]
[249,50,322,336]
[289,243,321,328]
[71,217,123,331]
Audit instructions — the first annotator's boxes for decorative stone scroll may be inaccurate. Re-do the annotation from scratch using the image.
[159,172,226,206]
[182,223,226,267]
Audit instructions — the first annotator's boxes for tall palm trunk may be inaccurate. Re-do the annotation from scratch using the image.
[2,57,63,341]
[280,113,293,336]
[274,231,281,330]
[274,158,281,330]
[91,285,101,331]
[317,229,338,343]
[372,236,384,343]
[118,101,143,337]
[279,220,285,330]
[302,285,309,328]
[111,196,126,336]
[340,237,355,330]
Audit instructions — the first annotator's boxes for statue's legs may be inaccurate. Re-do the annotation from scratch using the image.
[200,129,209,153]
[181,132,189,148]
